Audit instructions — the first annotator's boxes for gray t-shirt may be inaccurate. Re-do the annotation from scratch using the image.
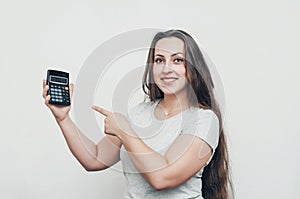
[120,100,220,199]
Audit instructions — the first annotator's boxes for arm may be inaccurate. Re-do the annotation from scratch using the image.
[121,133,212,190]
[42,80,122,171]
[93,106,213,190]
[57,116,122,171]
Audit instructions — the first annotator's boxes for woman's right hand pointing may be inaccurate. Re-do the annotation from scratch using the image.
[42,79,74,122]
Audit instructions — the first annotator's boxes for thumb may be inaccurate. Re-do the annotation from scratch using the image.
[69,83,74,101]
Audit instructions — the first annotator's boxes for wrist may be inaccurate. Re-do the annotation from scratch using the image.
[119,129,138,144]
[56,114,70,124]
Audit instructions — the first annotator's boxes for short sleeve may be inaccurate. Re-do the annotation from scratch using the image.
[180,109,220,151]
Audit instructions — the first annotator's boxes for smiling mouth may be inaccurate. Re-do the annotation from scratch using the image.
[161,77,178,82]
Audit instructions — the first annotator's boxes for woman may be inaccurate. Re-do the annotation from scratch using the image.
[42,29,233,199]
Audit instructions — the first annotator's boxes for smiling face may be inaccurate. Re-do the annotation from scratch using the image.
[153,37,187,97]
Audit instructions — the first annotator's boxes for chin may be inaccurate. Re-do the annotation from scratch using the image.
[160,88,186,97]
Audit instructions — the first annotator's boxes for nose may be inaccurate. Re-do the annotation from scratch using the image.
[162,60,172,74]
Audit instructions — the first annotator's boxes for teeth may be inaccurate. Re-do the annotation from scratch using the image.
[162,78,177,82]
[164,79,175,82]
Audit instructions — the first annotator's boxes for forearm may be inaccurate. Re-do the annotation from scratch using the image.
[56,115,99,170]
[121,134,170,187]
[122,134,206,190]
[91,106,208,189]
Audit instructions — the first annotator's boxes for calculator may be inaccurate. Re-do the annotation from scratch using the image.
[46,69,71,106]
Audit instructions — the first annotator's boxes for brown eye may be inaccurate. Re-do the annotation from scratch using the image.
[155,58,163,63]
[174,58,184,63]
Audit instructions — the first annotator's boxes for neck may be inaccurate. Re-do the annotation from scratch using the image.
[159,92,189,113]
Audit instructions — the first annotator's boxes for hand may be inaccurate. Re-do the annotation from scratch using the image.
[42,79,74,122]
[92,106,135,141]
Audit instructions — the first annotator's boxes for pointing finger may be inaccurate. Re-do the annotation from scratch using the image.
[92,106,111,117]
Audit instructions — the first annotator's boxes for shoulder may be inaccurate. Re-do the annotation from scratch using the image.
[200,109,219,125]
[185,107,219,126]
[128,100,157,115]
[127,100,158,126]
[181,107,220,150]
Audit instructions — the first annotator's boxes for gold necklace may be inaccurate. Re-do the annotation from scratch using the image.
[159,104,181,117]
[157,100,189,118]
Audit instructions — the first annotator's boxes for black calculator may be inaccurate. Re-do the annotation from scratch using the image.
[46,69,71,106]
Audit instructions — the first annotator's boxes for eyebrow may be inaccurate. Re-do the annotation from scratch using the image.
[155,52,184,57]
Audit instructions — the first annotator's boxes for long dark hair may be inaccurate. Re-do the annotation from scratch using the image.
[142,29,234,199]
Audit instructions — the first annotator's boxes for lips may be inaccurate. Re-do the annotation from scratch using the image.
[160,77,178,82]
[160,77,178,83]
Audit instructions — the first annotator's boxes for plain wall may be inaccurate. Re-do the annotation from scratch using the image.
[0,0,299,198]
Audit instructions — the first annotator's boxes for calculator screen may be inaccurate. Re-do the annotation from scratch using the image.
[50,75,68,85]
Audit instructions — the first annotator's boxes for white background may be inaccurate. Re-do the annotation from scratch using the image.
[1,0,299,198]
